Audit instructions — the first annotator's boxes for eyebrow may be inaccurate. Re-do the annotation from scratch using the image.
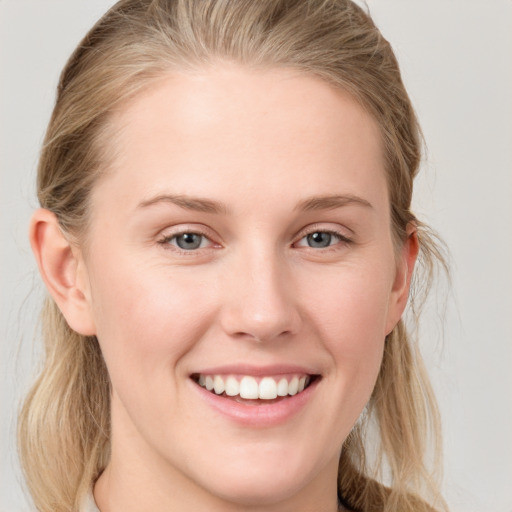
[295,194,373,212]
[137,194,230,214]
[137,193,372,215]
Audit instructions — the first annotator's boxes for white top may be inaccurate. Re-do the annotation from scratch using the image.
[83,491,100,512]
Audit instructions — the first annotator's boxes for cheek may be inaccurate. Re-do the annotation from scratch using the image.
[305,263,393,345]
[87,257,216,386]
[301,263,392,398]
[86,263,222,443]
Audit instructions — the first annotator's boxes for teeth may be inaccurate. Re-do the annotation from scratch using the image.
[259,377,278,400]
[277,378,288,396]
[225,376,239,396]
[239,376,259,399]
[196,374,312,400]
[213,375,225,395]
[288,376,299,396]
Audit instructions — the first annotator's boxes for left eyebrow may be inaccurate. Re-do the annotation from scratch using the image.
[295,194,373,212]
[137,194,230,215]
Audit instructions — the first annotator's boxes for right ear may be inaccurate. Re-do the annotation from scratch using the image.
[29,208,96,336]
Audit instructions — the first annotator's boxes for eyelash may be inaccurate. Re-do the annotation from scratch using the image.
[293,228,352,250]
[157,225,353,254]
[158,228,217,254]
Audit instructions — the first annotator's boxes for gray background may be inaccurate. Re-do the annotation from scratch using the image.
[1,1,511,511]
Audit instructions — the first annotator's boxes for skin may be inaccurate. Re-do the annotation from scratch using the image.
[30,64,418,512]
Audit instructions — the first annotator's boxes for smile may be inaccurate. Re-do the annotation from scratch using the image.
[193,374,313,400]
[190,369,321,426]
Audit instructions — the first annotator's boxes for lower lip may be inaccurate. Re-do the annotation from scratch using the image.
[190,378,320,428]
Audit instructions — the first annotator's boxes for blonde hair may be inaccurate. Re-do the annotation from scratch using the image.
[19,1,449,511]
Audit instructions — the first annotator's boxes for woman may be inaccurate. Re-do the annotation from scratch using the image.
[19,1,448,511]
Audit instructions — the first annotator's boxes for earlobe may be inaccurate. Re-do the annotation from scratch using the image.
[385,225,420,335]
[29,208,96,336]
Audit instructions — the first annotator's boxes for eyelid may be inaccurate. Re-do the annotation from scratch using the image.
[293,223,353,245]
[292,224,354,255]
[155,222,353,253]
[157,224,222,251]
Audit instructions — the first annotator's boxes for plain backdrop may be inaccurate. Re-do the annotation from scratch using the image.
[1,1,511,511]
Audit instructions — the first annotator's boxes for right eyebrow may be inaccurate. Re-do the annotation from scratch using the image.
[137,194,230,215]
[295,194,373,212]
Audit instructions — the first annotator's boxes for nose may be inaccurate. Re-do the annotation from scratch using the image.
[219,249,302,343]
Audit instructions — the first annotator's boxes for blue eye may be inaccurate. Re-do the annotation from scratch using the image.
[163,232,210,251]
[296,231,347,248]
[176,233,203,250]
[306,232,334,248]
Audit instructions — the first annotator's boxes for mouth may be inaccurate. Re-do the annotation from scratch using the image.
[191,373,319,405]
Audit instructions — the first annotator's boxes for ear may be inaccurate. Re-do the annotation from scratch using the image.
[29,208,96,336]
[385,224,419,335]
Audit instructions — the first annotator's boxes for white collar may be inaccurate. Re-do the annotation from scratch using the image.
[83,490,100,512]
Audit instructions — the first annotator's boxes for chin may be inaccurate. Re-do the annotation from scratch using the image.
[206,470,308,508]
[186,445,328,508]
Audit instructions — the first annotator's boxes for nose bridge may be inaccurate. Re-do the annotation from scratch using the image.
[220,243,301,342]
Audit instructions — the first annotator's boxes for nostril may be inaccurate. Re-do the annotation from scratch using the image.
[232,329,294,343]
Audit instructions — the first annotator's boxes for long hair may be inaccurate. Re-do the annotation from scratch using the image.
[19,1,449,511]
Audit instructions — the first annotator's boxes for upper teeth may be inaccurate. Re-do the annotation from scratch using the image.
[197,374,310,400]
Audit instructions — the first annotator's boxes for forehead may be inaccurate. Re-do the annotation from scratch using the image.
[92,65,387,216]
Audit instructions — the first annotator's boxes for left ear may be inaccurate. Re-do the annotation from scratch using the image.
[385,224,419,335]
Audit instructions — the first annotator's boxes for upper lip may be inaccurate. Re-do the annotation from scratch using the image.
[191,364,320,377]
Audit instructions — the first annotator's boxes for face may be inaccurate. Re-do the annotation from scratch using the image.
[75,65,413,508]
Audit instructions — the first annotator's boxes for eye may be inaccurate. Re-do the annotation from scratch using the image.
[160,232,212,251]
[294,230,349,249]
